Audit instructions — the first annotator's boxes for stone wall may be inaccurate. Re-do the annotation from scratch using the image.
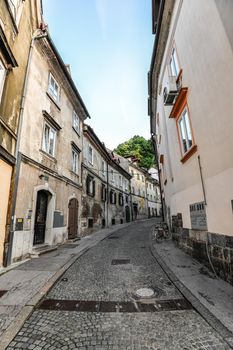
[173,226,233,286]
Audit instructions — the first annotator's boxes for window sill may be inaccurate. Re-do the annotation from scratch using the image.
[40,149,57,162]
[72,126,80,137]
[46,92,61,111]
[180,145,197,164]
[70,170,79,178]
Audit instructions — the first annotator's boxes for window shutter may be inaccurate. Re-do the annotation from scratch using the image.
[86,176,90,194]
[93,180,96,197]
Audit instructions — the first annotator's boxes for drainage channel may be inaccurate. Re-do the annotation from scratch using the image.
[38,298,192,313]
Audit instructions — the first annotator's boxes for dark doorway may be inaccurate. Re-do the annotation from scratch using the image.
[133,203,138,220]
[125,206,131,222]
[34,190,48,245]
[68,198,79,239]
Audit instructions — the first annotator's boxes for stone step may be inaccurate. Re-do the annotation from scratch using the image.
[31,244,57,258]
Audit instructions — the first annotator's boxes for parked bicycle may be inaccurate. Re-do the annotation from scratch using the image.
[152,222,171,243]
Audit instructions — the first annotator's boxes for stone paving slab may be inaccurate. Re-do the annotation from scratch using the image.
[6,310,231,350]
[47,223,182,302]
[152,241,233,334]
[0,222,132,349]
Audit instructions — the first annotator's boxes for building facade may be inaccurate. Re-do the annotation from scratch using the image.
[149,0,233,284]
[81,125,131,235]
[0,0,43,266]
[10,33,89,263]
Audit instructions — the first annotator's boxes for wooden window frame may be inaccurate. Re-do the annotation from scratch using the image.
[176,104,197,163]
[48,73,60,105]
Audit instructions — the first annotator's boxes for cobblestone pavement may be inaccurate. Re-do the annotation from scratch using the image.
[6,220,231,349]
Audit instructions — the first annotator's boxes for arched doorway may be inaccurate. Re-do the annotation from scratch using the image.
[68,198,79,239]
[34,190,48,245]
[125,206,131,223]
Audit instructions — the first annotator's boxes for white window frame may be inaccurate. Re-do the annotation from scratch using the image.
[0,58,6,103]
[178,107,193,155]
[119,175,123,187]
[71,149,79,174]
[111,169,114,183]
[169,47,180,77]
[7,0,23,26]
[72,111,80,134]
[101,160,106,177]
[48,73,60,104]
[88,145,93,164]
[42,122,56,157]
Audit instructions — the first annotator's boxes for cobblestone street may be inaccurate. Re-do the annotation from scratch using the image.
[6,220,230,349]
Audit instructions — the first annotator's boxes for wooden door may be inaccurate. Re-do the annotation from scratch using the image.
[68,198,78,239]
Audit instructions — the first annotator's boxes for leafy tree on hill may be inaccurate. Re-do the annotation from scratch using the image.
[114,136,156,169]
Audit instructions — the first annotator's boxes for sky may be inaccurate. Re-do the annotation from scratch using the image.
[43,0,154,149]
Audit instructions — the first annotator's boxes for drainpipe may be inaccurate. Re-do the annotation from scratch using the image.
[198,155,207,205]
[3,30,48,267]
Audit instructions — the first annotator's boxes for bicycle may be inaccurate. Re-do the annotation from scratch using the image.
[152,222,172,243]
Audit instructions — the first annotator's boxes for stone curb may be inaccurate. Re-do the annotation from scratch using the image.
[150,242,233,349]
[0,222,132,350]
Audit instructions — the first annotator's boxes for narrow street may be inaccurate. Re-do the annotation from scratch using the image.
[6,220,230,350]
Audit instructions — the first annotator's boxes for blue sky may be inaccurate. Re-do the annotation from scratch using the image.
[43,0,154,149]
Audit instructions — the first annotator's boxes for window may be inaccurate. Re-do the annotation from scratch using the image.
[178,107,193,155]
[48,73,60,103]
[110,190,116,204]
[72,111,80,134]
[7,0,23,25]
[142,176,144,182]
[42,123,56,157]
[119,175,123,187]
[118,193,124,206]
[169,47,180,77]
[110,170,114,183]
[88,146,93,164]
[132,187,135,194]
[71,149,79,174]
[0,59,6,103]
[101,160,106,177]
[131,170,134,176]
[137,173,140,180]
[138,189,141,196]
[101,184,107,202]
[86,175,95,197]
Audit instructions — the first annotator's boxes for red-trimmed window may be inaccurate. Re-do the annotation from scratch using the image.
[177,106,195,159]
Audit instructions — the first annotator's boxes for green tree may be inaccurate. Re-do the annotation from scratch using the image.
[114,136,156,169]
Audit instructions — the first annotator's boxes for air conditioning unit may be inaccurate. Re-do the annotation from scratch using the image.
[163,76,178,105]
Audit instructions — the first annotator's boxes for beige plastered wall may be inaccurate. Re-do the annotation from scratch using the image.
[157,0,233,235]
[0,159,12,264]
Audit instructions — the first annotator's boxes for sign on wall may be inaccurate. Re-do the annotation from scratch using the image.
[189,202,207,230]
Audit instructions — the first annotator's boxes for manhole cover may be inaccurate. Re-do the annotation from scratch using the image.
[135,288,154,298]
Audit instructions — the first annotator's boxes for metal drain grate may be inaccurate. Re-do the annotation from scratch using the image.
[111,259,130,265]
[0,290,7,298]
[38,298,192,313]
[108,236,119,240]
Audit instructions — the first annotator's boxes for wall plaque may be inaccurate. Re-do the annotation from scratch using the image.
[190,202,207,230]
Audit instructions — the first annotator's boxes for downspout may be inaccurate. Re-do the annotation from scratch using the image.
[198,155,207,205]
[4,30,48,267]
